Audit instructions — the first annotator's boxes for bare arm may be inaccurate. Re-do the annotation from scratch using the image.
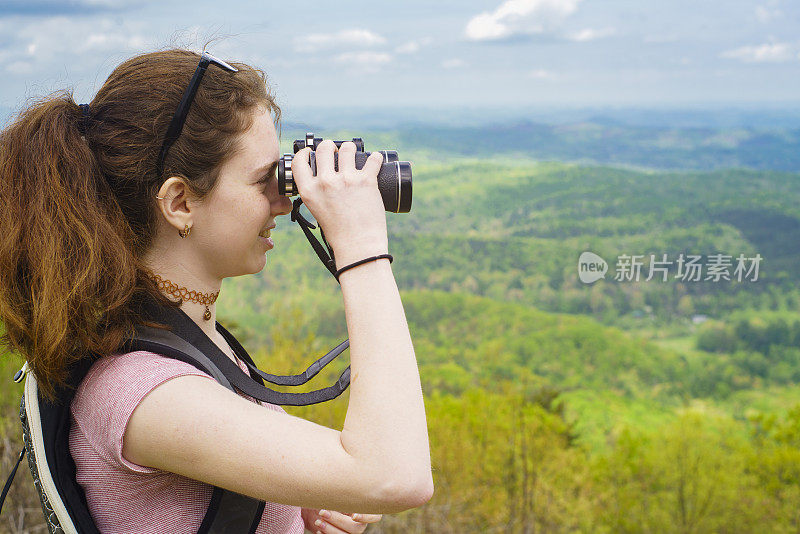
[124,374,423,514]
[336,259,432,503]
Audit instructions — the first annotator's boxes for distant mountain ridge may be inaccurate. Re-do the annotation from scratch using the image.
[380,121,800,172]
[278,106,800,173]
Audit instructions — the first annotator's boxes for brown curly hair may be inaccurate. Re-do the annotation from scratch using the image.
[0,48,280,400]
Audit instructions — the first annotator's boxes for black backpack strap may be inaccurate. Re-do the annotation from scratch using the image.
[127,326,231,386]
[44,357,103,533]
[0,448,25,515]
[126,328,264,534]
[197,488,224,533]
[198,489,266,534]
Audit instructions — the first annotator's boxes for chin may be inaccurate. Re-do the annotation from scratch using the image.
[221,255,267,279]
[253,253,268,274]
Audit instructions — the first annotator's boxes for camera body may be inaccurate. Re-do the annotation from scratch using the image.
[278,132,412,213]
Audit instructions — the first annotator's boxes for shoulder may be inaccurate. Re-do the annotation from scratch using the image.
[72,351,215,426]
[82,349,212,389]
[70,351,215,474]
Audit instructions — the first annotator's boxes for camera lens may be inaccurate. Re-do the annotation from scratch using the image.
[278,154,296,196]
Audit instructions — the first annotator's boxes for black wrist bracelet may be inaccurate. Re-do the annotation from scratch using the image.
[334,254,393,282]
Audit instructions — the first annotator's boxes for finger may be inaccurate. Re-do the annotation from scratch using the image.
[313,516,350,534]
[317,510,368,533]
[313,519,349,534]
[290,147,314,194]
[337,141,357,175]
[315,139,337,176]
[361,150,384,179]
[351,513,382,524]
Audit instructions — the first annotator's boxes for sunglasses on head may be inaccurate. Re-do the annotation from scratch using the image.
[156,51,238,178]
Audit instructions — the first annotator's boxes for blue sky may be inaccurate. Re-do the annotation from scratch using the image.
[0,0,798,123]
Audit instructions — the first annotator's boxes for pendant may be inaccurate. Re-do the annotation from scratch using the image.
[203,306,212,321]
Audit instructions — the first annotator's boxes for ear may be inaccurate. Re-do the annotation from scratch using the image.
[155,176,197,233]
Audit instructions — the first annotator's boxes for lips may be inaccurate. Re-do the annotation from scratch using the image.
[258,224,275,239]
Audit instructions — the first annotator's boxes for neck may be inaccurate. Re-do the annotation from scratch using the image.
[178,297,219,337]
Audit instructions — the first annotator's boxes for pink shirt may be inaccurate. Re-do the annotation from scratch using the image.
[69,350,305,534]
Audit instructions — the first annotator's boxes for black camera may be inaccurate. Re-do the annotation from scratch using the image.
[277,132,412,213]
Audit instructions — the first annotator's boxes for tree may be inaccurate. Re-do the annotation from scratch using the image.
[596,411,764,533]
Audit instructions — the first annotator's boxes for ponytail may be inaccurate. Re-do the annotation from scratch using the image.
[0,91,145,399]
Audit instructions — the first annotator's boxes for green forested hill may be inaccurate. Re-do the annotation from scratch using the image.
[398,290,681,397]
[228,156,799,335]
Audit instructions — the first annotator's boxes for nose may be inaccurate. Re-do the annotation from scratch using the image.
[272,194,293,217]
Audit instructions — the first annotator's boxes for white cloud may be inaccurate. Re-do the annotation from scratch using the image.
[294,29,386,54]
[721,42,795,63]
[395,37,432,54]
[334,51,392,65]
[77,31,150,52]
[2,17,155,74]
[442,58,467,69]
[567,27,615,42]
[465,0,582,42]
[528,69,556,80]
[755,5,782,23]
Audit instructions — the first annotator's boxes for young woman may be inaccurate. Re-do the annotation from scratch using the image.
[0,49,433,533]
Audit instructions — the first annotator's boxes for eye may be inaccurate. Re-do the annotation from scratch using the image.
[255,163,278,193]
[256,172,276,192]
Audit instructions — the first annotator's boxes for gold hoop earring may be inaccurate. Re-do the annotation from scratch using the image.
[179,224,191,238]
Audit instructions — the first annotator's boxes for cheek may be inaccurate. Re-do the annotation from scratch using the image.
[204,197,252,240]
[257,193,274,214]
[231,190,269,219]
[237,194,273,235]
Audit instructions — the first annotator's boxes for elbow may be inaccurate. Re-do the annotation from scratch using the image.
[404,472,434,508]
[380,470,434,512]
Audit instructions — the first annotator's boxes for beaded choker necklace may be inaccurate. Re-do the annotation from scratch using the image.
[147,273,220,321]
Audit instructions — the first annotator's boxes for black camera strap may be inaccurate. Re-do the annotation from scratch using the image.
[240,339,350,386]
[290,198,339,279]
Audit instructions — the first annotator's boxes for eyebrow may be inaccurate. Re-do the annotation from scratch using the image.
[253,160,279,178]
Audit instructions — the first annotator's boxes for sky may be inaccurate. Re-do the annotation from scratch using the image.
[0,0,799,125]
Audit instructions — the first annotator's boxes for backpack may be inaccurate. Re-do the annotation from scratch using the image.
[0,296,351,533]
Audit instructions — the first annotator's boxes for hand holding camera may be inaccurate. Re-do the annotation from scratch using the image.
[283,133,412,269]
